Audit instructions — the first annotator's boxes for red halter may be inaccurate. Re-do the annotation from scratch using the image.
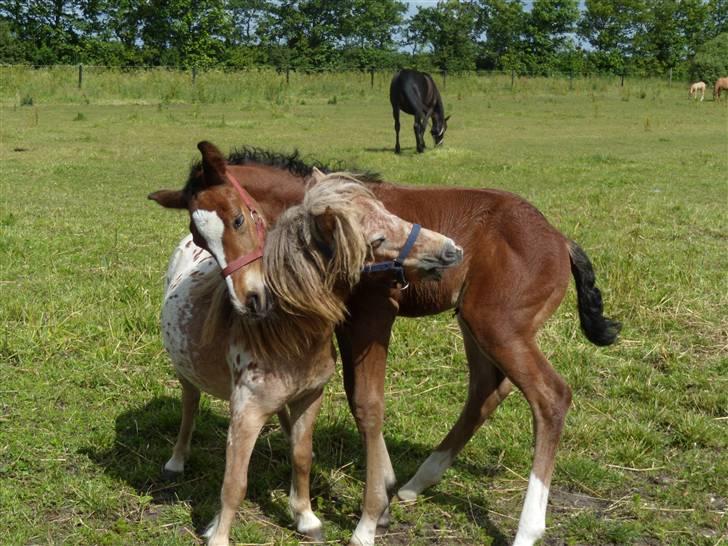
[220,172,266,277]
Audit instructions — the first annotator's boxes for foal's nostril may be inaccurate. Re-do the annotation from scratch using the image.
[441,241,463,265]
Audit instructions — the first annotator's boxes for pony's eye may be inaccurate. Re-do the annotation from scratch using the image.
[233,214,245,230]
[370,236,385,249]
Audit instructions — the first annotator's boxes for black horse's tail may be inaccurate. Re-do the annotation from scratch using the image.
[568,241,621,346]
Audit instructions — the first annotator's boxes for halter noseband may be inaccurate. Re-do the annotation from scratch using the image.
[361,223,421,289]
[220,172,266,278]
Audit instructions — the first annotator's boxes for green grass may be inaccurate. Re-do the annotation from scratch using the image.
[1,69,726,545]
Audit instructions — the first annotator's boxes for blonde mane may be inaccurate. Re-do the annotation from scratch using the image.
[203,173,375,362]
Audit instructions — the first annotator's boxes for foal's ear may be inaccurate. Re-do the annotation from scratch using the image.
[148,189,187,209]
[197,140,227,187]
[445,115,451,122]
[311,167,326,184]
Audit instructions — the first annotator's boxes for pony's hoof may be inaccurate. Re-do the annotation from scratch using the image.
[160,466,183,482]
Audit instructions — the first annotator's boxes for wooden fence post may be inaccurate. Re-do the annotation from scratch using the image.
[511,69,515,89]
[78,64,83,89]
[192,66,197,84]
[370,67,374,89]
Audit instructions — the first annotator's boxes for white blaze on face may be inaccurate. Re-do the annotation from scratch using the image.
[191,209,244,310]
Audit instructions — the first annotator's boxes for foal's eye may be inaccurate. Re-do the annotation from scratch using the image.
[370,236,386,249]
[233,214,245,230]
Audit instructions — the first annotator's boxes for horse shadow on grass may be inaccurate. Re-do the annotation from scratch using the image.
[82,395,509,544]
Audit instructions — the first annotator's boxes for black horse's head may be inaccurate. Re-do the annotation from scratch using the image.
[431,114,450,146]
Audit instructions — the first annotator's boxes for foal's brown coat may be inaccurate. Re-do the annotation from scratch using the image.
[165,148,620,546]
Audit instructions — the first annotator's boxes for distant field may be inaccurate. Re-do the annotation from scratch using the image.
[1,68,726,545]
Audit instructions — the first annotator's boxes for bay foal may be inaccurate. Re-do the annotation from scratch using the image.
[156,146,621,546]
[148,142,462,545]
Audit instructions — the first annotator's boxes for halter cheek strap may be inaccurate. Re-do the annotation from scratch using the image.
[361,223,421,288]
[220,172,266,278]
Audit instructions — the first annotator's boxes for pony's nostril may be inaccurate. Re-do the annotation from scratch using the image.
[245,291,261,313]
[442,242,463,264]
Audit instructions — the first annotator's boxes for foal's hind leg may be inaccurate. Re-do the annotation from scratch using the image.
[487,339,572,546]
[163,377,201,479]
[398,317,512,500]
[287,388,325,542]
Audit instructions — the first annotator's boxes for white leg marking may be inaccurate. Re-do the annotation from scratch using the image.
[163,454,185,474]
[202,513,220,541]
[397,449,453,501]
[295,510,322,536]
[350,514,378,546]
[513,472,550,546]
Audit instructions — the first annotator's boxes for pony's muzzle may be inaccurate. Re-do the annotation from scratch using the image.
[244,287,272,317]
[441,240,463,265]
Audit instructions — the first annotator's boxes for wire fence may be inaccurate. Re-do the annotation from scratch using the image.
[0,64,690,106]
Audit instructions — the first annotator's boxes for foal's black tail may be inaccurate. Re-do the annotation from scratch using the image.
[568,241,622,346]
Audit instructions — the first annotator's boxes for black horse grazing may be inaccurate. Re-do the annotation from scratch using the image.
[390,69,449,154]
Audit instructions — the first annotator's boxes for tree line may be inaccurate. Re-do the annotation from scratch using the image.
[1,0,726,80]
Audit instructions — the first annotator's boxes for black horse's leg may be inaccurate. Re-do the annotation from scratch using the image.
[414,116,425,153]
[393,106,401,154]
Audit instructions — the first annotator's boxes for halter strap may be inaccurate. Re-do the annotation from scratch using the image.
[361,223,421,287]
[220,172,266,278]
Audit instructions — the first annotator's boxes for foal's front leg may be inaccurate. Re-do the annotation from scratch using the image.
[204,383,268,546]
[287,388,325,542]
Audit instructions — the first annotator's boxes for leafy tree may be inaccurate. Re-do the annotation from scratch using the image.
[690,32,728,84]
[522,0,580,74]
[137,0,231,67]
[0,0,88,63]
[707,0,728,36]
[579,0,646,73]
[477,0,527,70]
[406,0,480,71]
[262,0,342,70]
[0,20,25,63]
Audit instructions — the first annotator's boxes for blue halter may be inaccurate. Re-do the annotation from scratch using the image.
[361,223,421,288]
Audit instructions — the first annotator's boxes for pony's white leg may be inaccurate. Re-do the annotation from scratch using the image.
[204,384,267,546]
[163,377,200,477]
[287,389,325,541]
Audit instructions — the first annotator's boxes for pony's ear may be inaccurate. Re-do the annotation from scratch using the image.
[445,115,451,122]
[311,167,326,184]
[313,206,338,247]
[148,189,187,209]
[197,140,227,187]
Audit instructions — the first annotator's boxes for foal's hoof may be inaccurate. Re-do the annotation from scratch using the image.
[160,466,183,482]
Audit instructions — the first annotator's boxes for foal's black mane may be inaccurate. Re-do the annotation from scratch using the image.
[185,146,380,192]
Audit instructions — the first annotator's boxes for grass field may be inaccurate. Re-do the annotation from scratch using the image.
[1,68,727,545]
